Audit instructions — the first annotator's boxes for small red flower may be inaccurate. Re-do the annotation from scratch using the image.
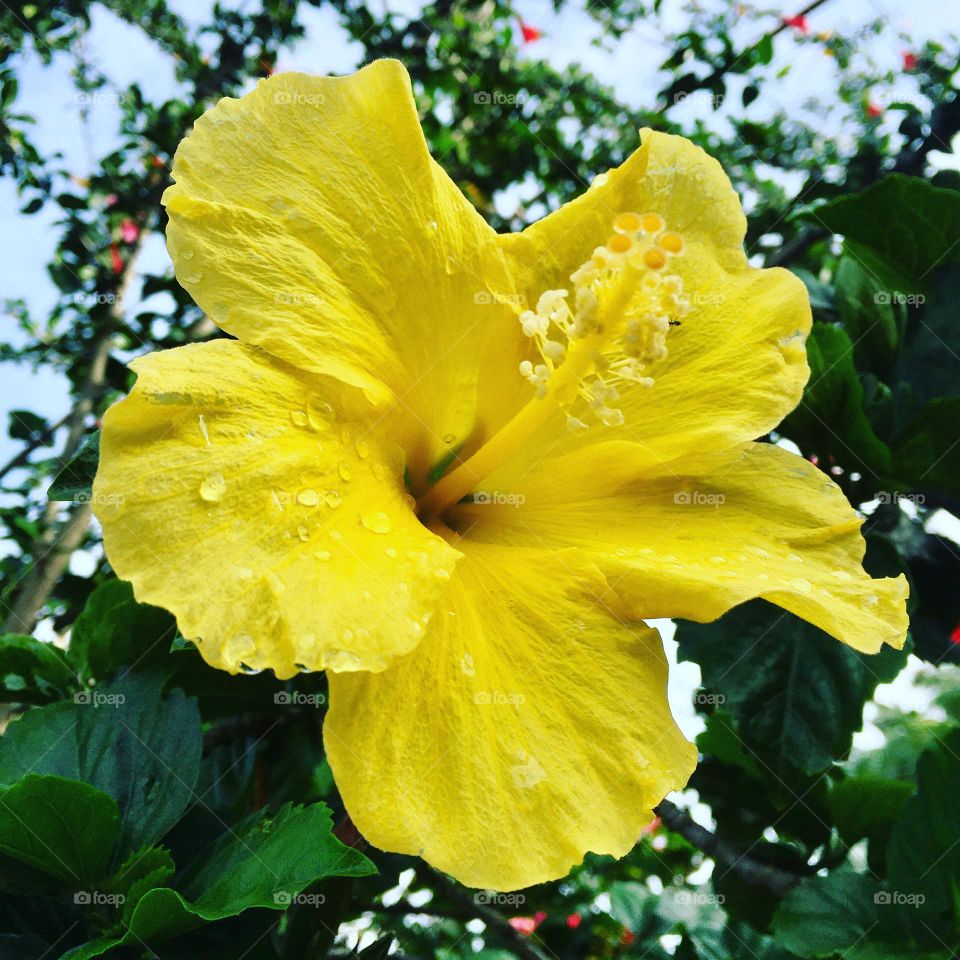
[902,51,918,71]
[109,242,124,275]
[566,913,583,929]
[949,622,960,645]
[119,218,140,244]
[510,912,547,935]
[783,14,809,34]
[867,101,884,118]
[519,18,542,42]
[619,928,636,946]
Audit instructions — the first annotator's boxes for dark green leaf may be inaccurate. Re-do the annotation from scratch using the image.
[48,431,100,502]
[0,775,119,886]
[676,601,907,785]
[0,634,75,704]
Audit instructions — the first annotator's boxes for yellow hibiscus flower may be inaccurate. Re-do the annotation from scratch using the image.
[92,59,908,891]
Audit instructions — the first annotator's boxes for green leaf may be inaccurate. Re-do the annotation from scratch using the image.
[892,398,960,497]
[0,673,201,858]
[834,255,899,368]
[676,601,907,785]
[816,176,960,293]
[887,727,960,921]
[7,409,47,442]
[0,775,119,886]
[827,775,914,846]
[772,868,949,960]
[48,431,100,502]
[67,803,375,953]
[0,633,75,704]
[68,578,177,683]
[782,323,892,475]
[891,263,960,417]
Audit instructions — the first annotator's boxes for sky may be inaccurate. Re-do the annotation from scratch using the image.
[1,0,958,758]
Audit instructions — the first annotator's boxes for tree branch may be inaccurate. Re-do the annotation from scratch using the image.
[654,799,800,898]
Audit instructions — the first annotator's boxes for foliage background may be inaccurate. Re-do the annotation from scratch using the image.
[1,0,960,958]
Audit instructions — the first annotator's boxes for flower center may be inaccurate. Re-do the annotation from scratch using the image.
[416,212,688,521]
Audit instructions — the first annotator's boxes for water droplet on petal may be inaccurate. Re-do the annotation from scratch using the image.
[444,255,455,274]
[338,461,352,482]
[325,648,363,671]
[324,489,342,508]
[355,439,370,459]
[385,547,399,558]
[314,550,332,561]
[296,488,319,506]
[306,396,335,431]
[361,511,392,534]
[290,410,309,427]
[180,247,196,260]
[199,473,227,502]
[297,524,310,542]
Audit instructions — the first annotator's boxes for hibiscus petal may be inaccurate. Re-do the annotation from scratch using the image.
[325,541,695,891]
[458,441,908,654]
[163,59,515,481]
[482,129,810,464]
[93,340,460,678]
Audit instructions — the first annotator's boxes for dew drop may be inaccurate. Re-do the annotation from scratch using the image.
[199,473,227,502]
[338,461,352,482]
[314,549,332,561]
[444,255,455,274]
[180,247,196,260]
[290,410,309,427]
[329,529,343,541]
[306,396,336,431]
[182,270,203,283]
[790,577,812,593]
[385,547,399,558]
[442,433,456,444]
[324,648,363,671]
[324,490,342,508]
[361,511,392,534]
[355,439,370,459]
[296,488,319,507]
[709,555,726,564]
[297,524,310,542]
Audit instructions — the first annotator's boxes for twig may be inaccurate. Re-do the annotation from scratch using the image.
[654,799,799,898]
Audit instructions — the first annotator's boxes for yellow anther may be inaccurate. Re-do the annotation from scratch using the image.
[607,233,633,254]
[642,247,668,271]
[657,231,685,255]
[640,212,665,234]
[613,211,643,234]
